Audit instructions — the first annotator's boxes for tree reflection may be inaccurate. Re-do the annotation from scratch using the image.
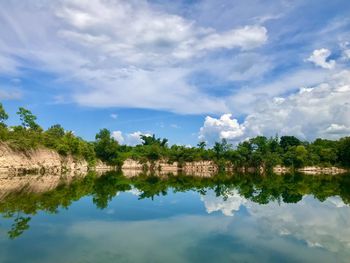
[1,171,350,239]
[8,216,31,239]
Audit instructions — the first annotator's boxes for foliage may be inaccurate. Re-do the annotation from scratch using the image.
[0,106,96,165]
[17,107,41,131]
[0,103,9,127]
[94,129,120,165]
[0,104,349,169]
[338,137,350,167]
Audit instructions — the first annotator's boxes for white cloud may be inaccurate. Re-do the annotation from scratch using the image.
[199,70,350,144]
[0,54,19,75]
[199,114,245,144]
[110,113,118,119]
[111,130,124,144]
[324,124,350,135]
[0,87,22,100]
[112,130,151,146]
[344,49,350,60]
[340,41,350,61]
[227,68,329,115]
[126,131,151,146]
[0,0,348,123]
[0,0,267,114]
[195,25,267,51]
[307,48,336,69]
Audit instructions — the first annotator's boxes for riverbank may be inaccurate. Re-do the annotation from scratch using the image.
[0,143,347,177]
[0,142,114,176]
[122,159,348,176]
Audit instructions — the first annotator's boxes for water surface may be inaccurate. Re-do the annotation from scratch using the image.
[0,172,349,263]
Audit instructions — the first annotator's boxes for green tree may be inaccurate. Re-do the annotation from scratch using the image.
[213,139,231,160]
[8,216,31,239]
[0,103,9,127]
[283,145,308,168]
[16,107,41,130]
[197,141,206,149]
[46,124,65,138]
[338,137,350,167]
[94,129,120,165]
[140,134,168,147]
[280,136,301,151]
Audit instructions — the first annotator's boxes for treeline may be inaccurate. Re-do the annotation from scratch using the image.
[0,103,350,169]
[93,129,350,169]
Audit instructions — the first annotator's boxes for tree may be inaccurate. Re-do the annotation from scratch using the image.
[213,139,231,160]
[280,136,301,151]
[8,216,31,239]
[283,145,308,168]
[338,137,350,167]
[16,107,41,130]
[140,134,168,147]
[0,103,9,127]
[94,129,119,165]
[250,136,268,154]
[46,124,65,138]
[197,141,206,149]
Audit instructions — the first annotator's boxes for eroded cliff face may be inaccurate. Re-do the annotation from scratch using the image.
[121,158,349,177]
[121,159,219,177]
[273,165,347,175]
[0,143,113,176]
[181,161,218,177]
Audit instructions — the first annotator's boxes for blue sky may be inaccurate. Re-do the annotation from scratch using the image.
[0,0,350,145]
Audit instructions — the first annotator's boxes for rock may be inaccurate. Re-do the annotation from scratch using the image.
[298,166,347,175]
[0,142,114,176]
[273,165,290,174]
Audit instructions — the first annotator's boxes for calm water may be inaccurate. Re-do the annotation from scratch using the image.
[0,171,350,263]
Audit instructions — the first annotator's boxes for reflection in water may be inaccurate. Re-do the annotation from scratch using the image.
[201,189,246,216]
[0,171,350,262]
[201,191,350,256]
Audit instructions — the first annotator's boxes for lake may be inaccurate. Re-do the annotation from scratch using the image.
[0,171,349,263]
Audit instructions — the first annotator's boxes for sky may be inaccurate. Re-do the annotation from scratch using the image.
[0,0,350,146]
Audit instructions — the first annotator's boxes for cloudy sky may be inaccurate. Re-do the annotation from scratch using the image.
[0,0,350,145]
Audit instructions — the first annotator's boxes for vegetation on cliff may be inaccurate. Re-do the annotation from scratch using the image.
[0,103,349,169]
[0,104,96,165]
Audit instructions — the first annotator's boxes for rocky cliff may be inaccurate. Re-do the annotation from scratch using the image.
[122,158,348,177]
[121,158,218,177]
[0,143,113,176]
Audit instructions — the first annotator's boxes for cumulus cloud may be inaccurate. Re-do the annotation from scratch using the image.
[199,114,245,144]
[324,124,350,135]
[112,130,151,146]
[199,70,350,144]
[307,48,336,69]
[111,130,124,144]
